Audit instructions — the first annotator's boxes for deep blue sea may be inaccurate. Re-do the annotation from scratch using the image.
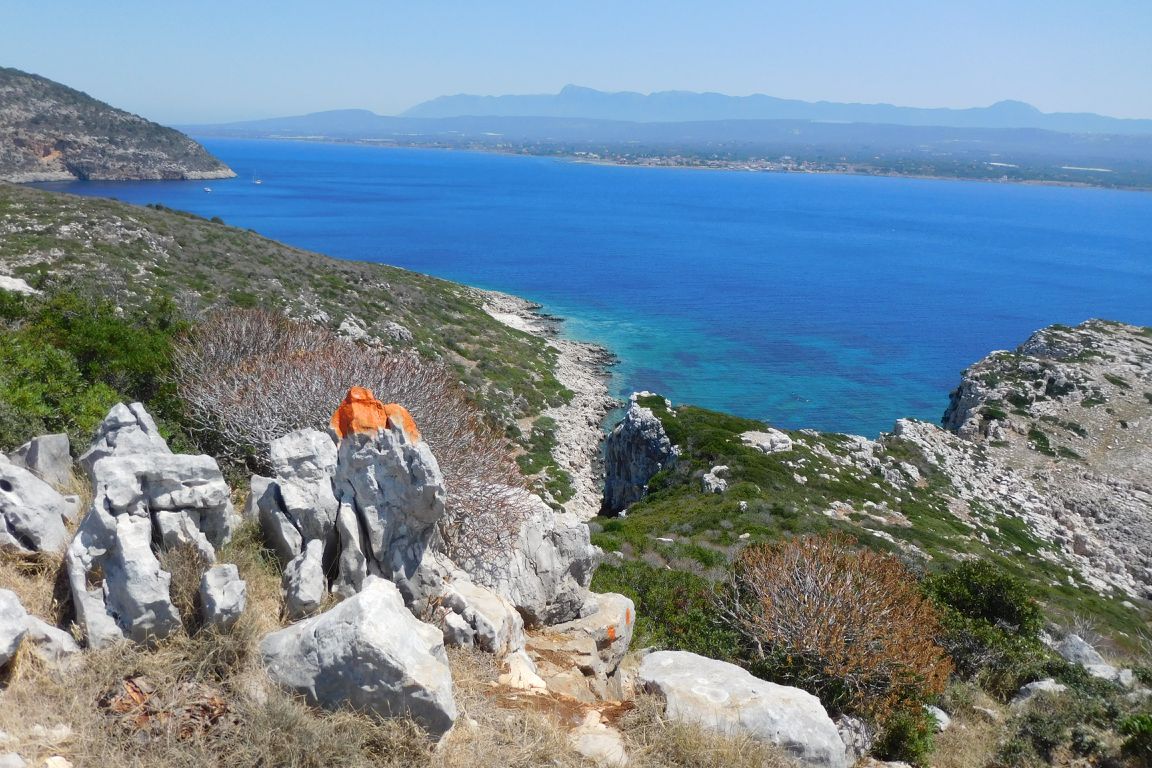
[36,139,1152,437]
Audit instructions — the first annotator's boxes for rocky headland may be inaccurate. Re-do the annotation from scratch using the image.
[0,67,233,182]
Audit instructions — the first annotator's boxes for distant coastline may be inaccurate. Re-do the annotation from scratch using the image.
[189,133,1152,192]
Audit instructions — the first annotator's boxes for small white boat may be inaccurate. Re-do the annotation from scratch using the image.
[203,187,212,193]
[254,178,263,185]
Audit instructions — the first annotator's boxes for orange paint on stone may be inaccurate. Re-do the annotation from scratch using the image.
[625,608,632,625]
[607,625,617,642]
[330,387,421,441]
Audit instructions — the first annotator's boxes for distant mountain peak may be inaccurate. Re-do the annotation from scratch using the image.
[401,86,1149,134]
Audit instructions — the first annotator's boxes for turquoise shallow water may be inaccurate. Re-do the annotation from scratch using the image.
[37,139,1152,436]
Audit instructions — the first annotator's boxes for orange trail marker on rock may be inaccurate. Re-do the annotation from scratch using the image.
[330,386,422,442]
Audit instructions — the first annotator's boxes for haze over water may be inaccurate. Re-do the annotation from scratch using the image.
[41,139,1152,437]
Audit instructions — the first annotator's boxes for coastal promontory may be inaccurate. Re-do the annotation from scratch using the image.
[0,66,234,182]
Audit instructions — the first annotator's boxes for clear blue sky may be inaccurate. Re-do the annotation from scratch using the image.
[3,0,1150,124]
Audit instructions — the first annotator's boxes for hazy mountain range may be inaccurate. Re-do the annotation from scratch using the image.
[401,85,1152,135]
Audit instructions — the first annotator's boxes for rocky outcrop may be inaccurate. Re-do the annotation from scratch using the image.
[65,404,240,646]
[78,402,172,479]
[0,66,234,182]
[740,428,794,454]
[936,320,1152,597]
[260,577,457,737]
[458,487,599,627]
[602,393,676,514]
[0,461,71,553]
[7,433,72,490]
[526,593,634,701]
[638,650,847,768]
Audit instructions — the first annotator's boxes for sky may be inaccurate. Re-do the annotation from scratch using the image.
[2,0,1150,125]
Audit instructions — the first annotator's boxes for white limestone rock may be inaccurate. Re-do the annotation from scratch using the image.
[740,429,794,454]
[439,577,525,656]
[702,465,729,493]
[200,564,247,629]
[333,423,447,611]
[268,428,339,550]
[570,711,628,767]
[0,462,71,553]
[21,615,81,667]
[65,448,236,646]
[1012,678,1068,707]
[248,475,303,565]
[282,539,325,620]
[78,402,171,479]
[8,433,72,490]
[260,577,457,737]
[638,650,847,768]
[0,589,28,668]
[460,488,599,628]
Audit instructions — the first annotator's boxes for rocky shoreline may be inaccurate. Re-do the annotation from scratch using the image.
[477,289,618,519]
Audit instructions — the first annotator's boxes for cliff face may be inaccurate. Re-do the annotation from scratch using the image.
[0,66,234,182]
[601,393,676,515]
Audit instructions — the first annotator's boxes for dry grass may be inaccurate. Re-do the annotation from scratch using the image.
[3,514,800,768]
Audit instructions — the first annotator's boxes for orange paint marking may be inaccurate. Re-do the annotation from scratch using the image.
[330,387,422,441]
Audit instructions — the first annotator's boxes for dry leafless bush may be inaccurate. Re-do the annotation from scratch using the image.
[720,533,952,724]
[173,309,532,560]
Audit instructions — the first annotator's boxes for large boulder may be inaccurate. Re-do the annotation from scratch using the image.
[0,462,71,553]
[601,393,675,514]
[260,577,457,737]
[282,539,326,619]
[8,433,72,490]
[21,615,81,667]
[78,402,171,478]
[0,589,28,668]
[638,651,847,768]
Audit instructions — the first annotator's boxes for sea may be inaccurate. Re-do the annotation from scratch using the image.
[35,138,1152,437]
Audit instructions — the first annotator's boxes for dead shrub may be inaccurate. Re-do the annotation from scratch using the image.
[173,309,532,560]
[720,533,952,724]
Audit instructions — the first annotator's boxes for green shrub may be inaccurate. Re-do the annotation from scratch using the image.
[871,707,936,766]
[924,561,1047,697]
[1121,714,1152,765]
[591,559,739,661]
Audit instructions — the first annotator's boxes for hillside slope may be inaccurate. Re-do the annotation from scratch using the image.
[0,66,234,182]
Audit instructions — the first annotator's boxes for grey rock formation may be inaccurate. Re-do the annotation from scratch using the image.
[200,564,247,629]
[528,592,635,701]
[78,402,171,479]
[21,615,81,666]
[269,428,339,550]
[1012,678,1067,707]
[249,475,303,565]
[8,433,72,490]
[639,650,847,768]
[440,577,525,656]
[282,539,326,620]
[332,424,448,610]
[0,462,71,553]
[260,577,457,737]
[0,589,28,668]
[602,393,675,514]
[66,411,237,646]
[1056,633,1108,667]
[458,487,599,627]
[0,753,26,768]
[926,705,951,732]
